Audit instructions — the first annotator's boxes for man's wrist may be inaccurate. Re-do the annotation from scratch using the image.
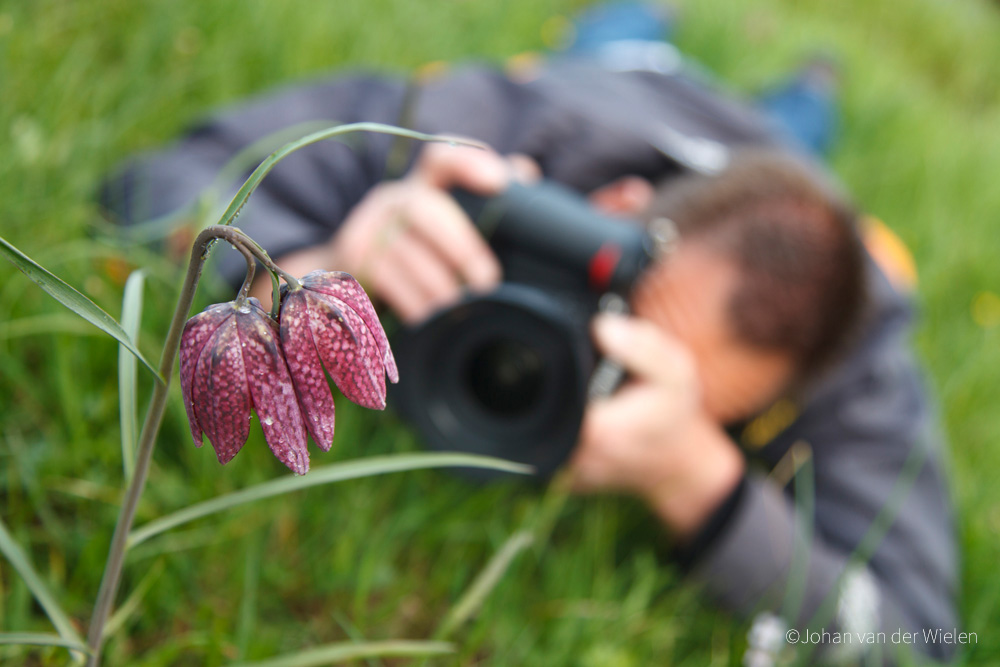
[641,419,746,541]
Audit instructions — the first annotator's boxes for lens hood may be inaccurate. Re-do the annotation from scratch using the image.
[389,283,595,480]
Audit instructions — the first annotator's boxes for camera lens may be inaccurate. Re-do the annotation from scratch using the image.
[389,285,596,479]
[465,338,545,417]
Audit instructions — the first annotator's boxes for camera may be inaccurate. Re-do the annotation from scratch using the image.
[389,181,659,478]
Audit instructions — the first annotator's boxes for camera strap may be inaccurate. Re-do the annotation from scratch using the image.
[586,293,630,401]
[586,216,679,401]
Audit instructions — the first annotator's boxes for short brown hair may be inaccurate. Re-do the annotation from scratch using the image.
[644,150,867,381]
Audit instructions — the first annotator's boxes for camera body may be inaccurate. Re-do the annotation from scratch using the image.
[389,181,658,478]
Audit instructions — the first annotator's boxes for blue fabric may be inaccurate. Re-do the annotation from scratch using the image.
[756,78,838,158]
[567,1,673,54]
[566,1,838,159]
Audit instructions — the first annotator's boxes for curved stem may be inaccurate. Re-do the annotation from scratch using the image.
[84,225,263,665]
[269,271,281,320]
[233,242,257,308]
[239,232,301,288]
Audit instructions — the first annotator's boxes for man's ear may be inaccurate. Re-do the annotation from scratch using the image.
[588,176,655,217]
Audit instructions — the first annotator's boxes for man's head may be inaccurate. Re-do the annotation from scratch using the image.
[589,151,867,424]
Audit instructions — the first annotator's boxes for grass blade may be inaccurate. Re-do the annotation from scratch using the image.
[101,559,163,640]
[436,531,534,639]
[780,442,815,623]
[118,270,146,481]
[128,453,531,549]
[0,516,85,647]
[0,632,90,654]
[0,235,162,382]
[228,640,454,667]
[0,314,100,340]
[111,120,344,244]
[803,433,934,634]
[236,532,264,660]
[216,122,483,229]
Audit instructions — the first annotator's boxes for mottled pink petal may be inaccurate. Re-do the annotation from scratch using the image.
[301,271,398,383]
[198,316,251,465]
[307,291,387,409]
[279,290,337,451]
[237,301,310,475]
[190,317,226,449]
[179,303,231,446]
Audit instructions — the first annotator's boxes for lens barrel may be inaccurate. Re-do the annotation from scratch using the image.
[389,284,594,479]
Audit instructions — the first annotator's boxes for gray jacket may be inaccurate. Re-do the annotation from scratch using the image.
[105,60,958,663]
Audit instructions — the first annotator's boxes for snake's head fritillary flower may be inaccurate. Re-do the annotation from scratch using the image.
[279,271,398,451]
[179,297,311,475]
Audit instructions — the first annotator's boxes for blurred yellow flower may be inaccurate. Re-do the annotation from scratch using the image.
[972,291,1000,329]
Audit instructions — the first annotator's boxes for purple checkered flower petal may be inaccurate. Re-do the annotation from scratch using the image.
[179,298,310,474]
[300,271,398,384]
[179,302,233,448]
[279,291,338,451]
[279,271,398,450]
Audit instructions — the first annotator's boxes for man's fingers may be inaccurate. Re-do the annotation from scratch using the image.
[369,255,432,324]
[591,314,696,386]
[413,142,510,194]
[331,181,408,279]
[507,153,542,184]
[382,232,464,314]
[404,185,502,290]
[570,400,629,492]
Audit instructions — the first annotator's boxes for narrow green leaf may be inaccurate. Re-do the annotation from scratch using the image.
[228,640,453,667]
[804,432,933,638]
[101,559,163,640]
[0,632,90,654]
[436,531,534,639]
[0,314,100,340]
[236,533,264,659]
[217,122,483,228]
[0,516,85,647]
[0,236,163,383]
[128,453,531,549]
[781,444,815,624]
[118,270,146,481]
[114,120,341,244]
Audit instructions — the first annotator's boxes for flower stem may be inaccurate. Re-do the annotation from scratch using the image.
[239,231,301,288]
[84,225,262,665]
[234,243,257,308]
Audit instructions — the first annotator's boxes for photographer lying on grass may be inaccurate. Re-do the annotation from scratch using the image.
[106,33,957,667]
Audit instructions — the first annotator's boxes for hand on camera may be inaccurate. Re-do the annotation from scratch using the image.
[272,143,539,323]
[569,314,746,540]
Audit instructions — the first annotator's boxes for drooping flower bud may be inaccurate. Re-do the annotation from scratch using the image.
[179,298,311,474]
[279,271,398,451]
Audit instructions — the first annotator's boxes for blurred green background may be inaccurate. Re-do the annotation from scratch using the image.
[2,0,999,664]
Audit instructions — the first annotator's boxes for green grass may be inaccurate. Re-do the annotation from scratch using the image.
[1,0,999,664]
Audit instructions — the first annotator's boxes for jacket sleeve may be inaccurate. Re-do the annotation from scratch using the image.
[688,270,959,663]
[102,74,410,285]
[102,62,780,286]
[101,65,596,285]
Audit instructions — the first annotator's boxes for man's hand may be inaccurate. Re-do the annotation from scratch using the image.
[331,143,513,323]
[263,143,538,322]
[569,314,746,540]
